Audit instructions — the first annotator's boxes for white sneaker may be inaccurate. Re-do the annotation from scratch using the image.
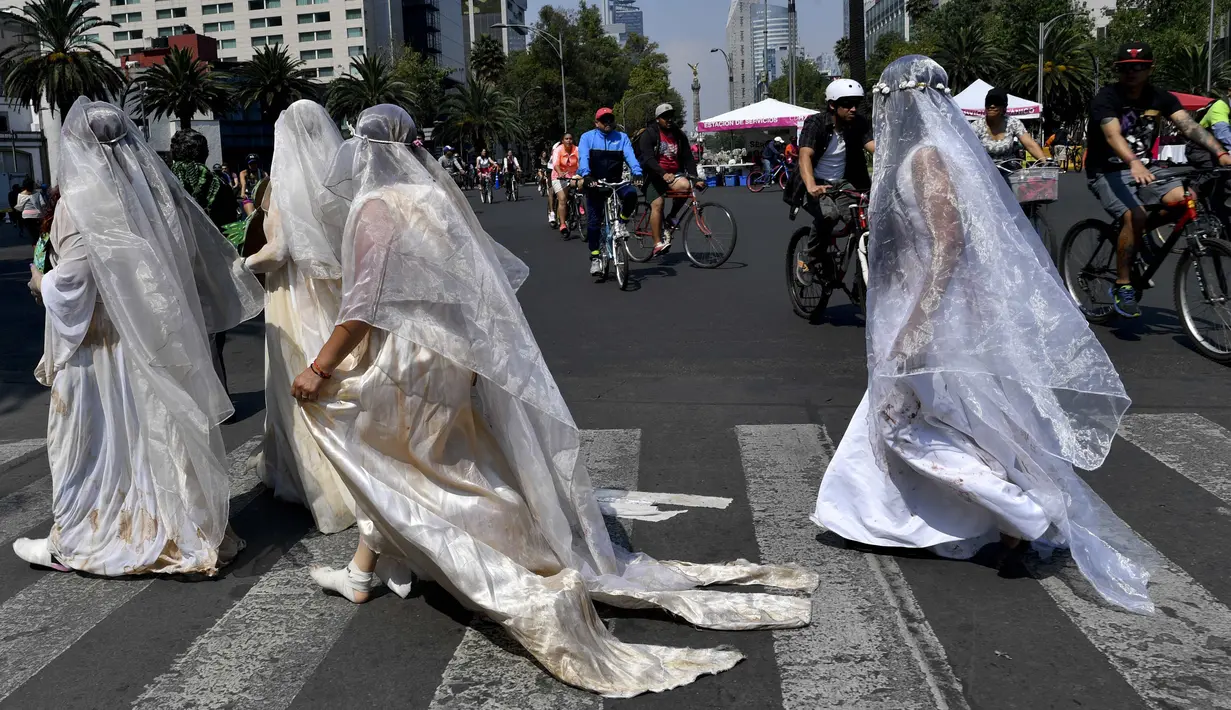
[13,537,70,571]
[548,212,557,226]
[589,257,603,276]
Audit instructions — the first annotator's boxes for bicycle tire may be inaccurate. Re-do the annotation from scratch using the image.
[786,226,833,319]
[682,202,737,268]
[615,240,631,290]
[1027,207,1057,262]
[624,201,655,262]
[747,172,767,193]
[850,239,867,314]
[778,170,788,191]
[1060,218,1119,325]
[1175,237,1231,363]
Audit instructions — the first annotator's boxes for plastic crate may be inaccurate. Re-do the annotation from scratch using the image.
[706,175,718,187]
[1008,166,1059,204]
[724,174,737,187]
[738,174,748,186]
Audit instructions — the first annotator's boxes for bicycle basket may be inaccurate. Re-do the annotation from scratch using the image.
[1008,167,1059,204]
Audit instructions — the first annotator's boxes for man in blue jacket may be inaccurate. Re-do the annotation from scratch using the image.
[577,106,643,276]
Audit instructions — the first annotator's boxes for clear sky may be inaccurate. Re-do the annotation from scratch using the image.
[524,0,845,123]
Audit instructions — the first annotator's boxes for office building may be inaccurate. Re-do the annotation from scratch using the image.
[462,0,527,54]
[725,1,790,108]
[0,20,48,186]
[404,0,467,80]
[604,0,642,44]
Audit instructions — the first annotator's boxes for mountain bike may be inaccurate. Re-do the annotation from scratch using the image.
[592,179,633,290]
[747,162,790,193]
[478,169,495,204]
[785,189,869,320]
[1060,166,1231,363]
[625,186,737,268]
[504,170,520,201]
[998,159,1058,259]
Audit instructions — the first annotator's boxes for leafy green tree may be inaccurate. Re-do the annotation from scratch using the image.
[392,48,453,129]
[326,53,416,123]
[232,45,319,120]
[0,0,125,121]
[834,36,851,75]
[1007,25,1096,126]
[933,24,1006,92]
[1103,0,1231,75]
[470,34,506,85]
[617,40,684,130]
[906,0,935,22]
[438,75,525,152]
[768,57,833,109]
[1158,44,1231,95]
[137,47,233,130]
[868,32,926,82]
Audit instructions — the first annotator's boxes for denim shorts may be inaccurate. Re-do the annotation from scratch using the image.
[1088,167,1184,219]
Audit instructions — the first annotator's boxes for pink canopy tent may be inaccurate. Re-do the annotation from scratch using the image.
[696,98,818,133]
[1171,91,1214,112]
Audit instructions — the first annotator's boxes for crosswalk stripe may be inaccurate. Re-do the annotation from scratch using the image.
[425,429,640,710]
[0,477,52,544]
[0,436,263,704]
[736,424,970,710]
[1034,543,1231,708]
[0,438,45,475]
[132,528,360,710]
[1118,413,1231,506]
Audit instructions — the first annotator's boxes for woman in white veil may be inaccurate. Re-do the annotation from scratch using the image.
[811,57,1155,614]
[245,99,355,533]
[15,98,263,576]
[292,105,819,697]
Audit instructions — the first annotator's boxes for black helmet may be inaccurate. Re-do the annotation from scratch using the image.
[246,153,259,163]
[212,163,221,170]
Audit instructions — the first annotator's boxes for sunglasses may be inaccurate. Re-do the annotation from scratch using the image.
[834,99,861,109]
[660,114,676,121]
[985,104,1006,111]
[1116,63,1150,73]
[598,115,615,125]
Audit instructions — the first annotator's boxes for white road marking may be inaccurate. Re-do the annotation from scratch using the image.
[1118,413,1231,506]
[0,436,263,704]
[425,429,642,710]
[131,529,360,710]
[736,424,969,710]
[0,438,45,475]
[1035,543,1231,709]
[594,488,732,522]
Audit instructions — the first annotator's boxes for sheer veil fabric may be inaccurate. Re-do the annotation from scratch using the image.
[248,99,356,533]
[812,57,1154,613]
[41,98,262,574]
[303,105,819,696]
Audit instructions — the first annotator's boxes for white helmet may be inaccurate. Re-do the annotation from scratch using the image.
[774,136,784,144]
[825,79,865,103]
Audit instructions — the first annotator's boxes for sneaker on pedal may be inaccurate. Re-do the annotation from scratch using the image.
[559,224,569,236]
[1112,283,1141,318]
[548,212,557,226]
[589,254,603,276]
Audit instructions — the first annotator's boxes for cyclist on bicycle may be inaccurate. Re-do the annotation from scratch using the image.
[638,103,704,256]
[476,148,497,193]
[502,152,521,197]
[546,139,563,226]
[439,146,464,184]
[762,136,785,176]
[577,107,642,276]
[1086,41,1231,317]
[798,79,875,278]
[550,133,579,235]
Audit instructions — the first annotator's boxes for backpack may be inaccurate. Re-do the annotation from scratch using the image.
[631,126,649,165]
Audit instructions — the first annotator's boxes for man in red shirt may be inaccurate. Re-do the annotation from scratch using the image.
[637,103,704,256]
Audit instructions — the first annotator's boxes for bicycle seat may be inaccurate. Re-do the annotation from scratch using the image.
[664,190,693,199]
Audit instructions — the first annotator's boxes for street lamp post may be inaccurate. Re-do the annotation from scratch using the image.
[1037,12,1082,113]
[494,23,567,130]
[1208,0,1216,94]
[710,47,734,112]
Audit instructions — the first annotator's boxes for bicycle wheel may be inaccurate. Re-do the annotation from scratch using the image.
[747,172,767,193]
[778,170,788,191]
[681,202,737,268]
[786,227,831,319]
[849,233,867,313]
[615,238,631,290]
[1060,219,1118,325]
[1175,238,1231,363]
[624,201,655,262]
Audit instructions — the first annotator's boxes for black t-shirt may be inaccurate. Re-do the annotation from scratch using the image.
[798,112,874,190]
[1086,84,1183,176]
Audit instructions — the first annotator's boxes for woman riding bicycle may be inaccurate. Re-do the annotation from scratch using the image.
[476,148,497,194]
[972,88,1047,164]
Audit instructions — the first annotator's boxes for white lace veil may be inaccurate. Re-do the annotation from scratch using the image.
[866,57,1153,613]
[271,99,345,278]
[58,97,263,426]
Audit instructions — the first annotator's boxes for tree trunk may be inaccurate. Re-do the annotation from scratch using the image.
[179,112,192,131]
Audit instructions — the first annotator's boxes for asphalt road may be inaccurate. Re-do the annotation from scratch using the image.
[0,175,1229,710]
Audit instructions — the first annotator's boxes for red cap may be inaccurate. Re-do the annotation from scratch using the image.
[595,107,614,121]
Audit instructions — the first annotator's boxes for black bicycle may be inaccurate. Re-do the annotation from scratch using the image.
[1059,166,1231,363]
[504,170,520,201]
[785,190,868,320]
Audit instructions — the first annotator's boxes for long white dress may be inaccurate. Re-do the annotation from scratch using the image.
[308,118,818,695]
[249,198,356,533]
[34,209,239,575]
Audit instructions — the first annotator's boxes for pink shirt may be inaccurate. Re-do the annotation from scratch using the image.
[551,144,579,180]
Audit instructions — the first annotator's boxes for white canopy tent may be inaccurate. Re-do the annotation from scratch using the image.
[953,79,1042,120]
[697,98,819,132]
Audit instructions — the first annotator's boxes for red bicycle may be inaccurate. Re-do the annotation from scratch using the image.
[625,188,738,268]
[785,189,869,320]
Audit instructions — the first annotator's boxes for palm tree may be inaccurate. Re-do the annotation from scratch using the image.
[137,46,233,130]
[470,34,506,85]
[933,24,1005,92]
[0,0,125,122]
[1158,44,1231,95]
[232,45,319,120]
[438,75,524,153]
[1007,26,1095,127]
[326,53,416,123]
